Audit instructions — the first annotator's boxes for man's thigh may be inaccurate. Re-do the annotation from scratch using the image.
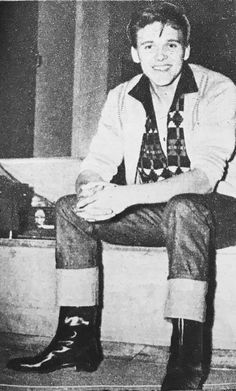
[93,203,167,247]
[100,192,236,250]
[169,192,236,249]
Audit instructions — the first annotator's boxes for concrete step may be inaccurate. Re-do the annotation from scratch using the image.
[0,238,236,349]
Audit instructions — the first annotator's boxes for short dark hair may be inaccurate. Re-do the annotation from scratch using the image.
[127,2,190,48]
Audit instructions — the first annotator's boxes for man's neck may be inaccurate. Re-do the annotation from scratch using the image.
[150,74,181,107]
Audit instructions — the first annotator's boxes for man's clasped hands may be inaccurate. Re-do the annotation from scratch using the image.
[74,182,129,222]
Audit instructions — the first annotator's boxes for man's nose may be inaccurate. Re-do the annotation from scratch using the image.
[154,47,167,61]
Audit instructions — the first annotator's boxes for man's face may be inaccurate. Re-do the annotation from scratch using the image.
[131,21,190,87]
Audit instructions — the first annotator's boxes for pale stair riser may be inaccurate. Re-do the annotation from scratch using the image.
[0,239,235,350]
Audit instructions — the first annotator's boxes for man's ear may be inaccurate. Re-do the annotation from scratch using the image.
[131,46,140,63]
[184,45,190,61]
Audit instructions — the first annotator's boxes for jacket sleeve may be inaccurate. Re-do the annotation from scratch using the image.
[78,86,124,182]
[190,76,236,190]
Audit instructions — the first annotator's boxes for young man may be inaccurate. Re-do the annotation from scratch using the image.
[7,2,236,390]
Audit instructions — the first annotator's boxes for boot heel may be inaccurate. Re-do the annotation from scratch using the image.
[76,360,100,372]
[75,344,103,372]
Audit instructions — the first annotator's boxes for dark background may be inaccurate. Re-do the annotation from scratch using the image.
[108,0,236,89]
[0,2,38,158]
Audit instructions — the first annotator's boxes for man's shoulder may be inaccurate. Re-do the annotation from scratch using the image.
[189,64,236,115]
[109,74,143,96]
[189,63,235,89]
[104,74,144,112]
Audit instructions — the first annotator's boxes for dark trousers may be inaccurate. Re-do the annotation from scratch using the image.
[55,192,236,321]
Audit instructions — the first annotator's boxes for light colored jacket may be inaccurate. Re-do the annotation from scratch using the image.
[79,64,236,197]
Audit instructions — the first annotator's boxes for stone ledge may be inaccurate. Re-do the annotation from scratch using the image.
[0,238,55,248]
[1,238,236,255]
[0,157,81,202]
[0,238,236,349]
[104,242,236,255]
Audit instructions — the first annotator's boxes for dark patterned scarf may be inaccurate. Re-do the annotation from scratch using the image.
[128,63,198,184]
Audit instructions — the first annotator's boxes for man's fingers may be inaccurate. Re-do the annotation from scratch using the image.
[77,182,112,206]
[76,207,113,216]
[76,186,113,210]
[75,207,115,221]
[76,194,98,209]
[80,183,105,197]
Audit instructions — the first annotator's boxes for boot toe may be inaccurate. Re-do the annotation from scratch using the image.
[7,357,33,372]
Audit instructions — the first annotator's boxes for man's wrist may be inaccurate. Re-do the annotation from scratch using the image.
[76,170,104,194]
[122,184,144,207]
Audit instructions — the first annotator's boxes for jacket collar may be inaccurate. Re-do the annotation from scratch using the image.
[128,62,198,111]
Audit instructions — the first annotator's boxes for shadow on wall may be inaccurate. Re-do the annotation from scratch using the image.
[190,18,236,84]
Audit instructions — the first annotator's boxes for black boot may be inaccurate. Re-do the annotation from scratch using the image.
[7,306,103,373]
[161,319,204,390]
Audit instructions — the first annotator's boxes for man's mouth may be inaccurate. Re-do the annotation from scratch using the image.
[152,65,171,71]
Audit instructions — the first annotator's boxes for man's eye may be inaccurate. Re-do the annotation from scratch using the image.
[144,45,152,50]
[168,43,178,49]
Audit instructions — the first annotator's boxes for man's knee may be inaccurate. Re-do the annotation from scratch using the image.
[164,194,196,221]
[164,194,213,281]
[165,193,210,219]
[56,193,94,238]
[56,194,76,215]
[164,193,213,232]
